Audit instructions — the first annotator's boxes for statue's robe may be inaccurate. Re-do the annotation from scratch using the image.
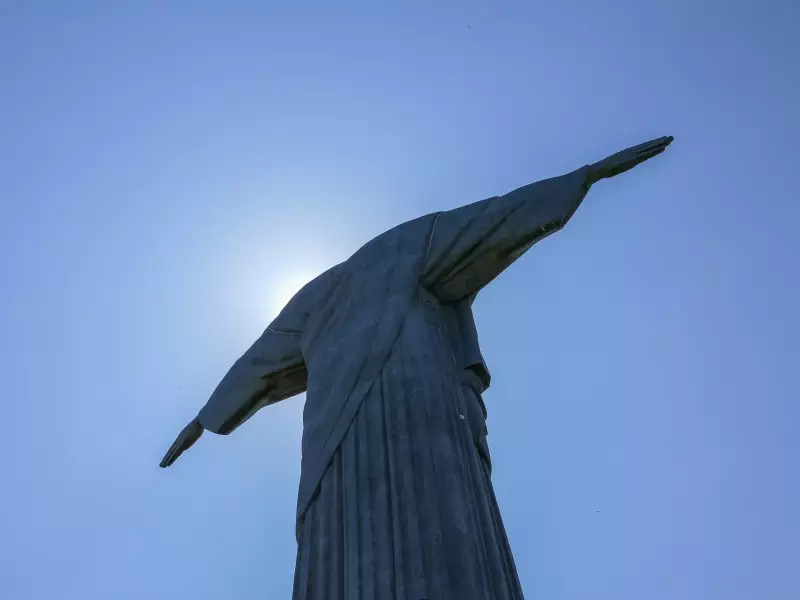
[197,166,591,599]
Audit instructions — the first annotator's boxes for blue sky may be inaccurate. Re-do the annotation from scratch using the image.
[2,1,798,598]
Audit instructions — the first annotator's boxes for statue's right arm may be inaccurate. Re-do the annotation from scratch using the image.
[160,272,321,462]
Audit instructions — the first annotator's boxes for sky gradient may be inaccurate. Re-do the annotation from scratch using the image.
[2,1,798,598]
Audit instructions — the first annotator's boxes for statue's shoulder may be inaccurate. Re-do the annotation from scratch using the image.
[345,212,441,268]
[269,264,344,331]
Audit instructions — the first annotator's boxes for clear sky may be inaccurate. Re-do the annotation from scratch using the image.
[2,1,798,599]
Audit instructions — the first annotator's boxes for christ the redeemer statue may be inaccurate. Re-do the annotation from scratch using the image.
[161,136,674,599]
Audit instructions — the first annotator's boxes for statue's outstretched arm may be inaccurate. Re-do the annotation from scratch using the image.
[159,275,319,467]
[421,136,673,303]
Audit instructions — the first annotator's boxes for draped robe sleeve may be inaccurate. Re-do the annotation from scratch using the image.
[421,165,591,303]
[196,281,314,435]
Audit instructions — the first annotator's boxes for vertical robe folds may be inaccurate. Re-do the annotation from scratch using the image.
[197,166,591,599]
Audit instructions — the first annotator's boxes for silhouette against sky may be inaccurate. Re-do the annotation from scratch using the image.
[2,2,798,599]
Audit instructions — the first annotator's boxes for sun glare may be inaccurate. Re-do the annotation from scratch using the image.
[272,273,315,316]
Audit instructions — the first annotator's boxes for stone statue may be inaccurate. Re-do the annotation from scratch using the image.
[161,136,674,599]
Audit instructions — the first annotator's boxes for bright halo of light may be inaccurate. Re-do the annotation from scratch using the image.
[272,273,315,316]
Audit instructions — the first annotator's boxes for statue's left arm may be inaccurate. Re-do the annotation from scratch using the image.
[421,136,673,303]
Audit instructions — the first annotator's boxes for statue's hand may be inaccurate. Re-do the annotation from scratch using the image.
[586,136,673,186]
[159,417,204,468]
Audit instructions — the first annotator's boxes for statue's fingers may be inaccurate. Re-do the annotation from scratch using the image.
[650,135,673,146]
[653,136,673,150]
[634,147,666,166]
[634,142,671,162]
[168,445,184,466]
[159,449,174,468]
[632,140,656,152]
[633,138,670,155]
[160,441,181,468]
[627,137,663,153]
